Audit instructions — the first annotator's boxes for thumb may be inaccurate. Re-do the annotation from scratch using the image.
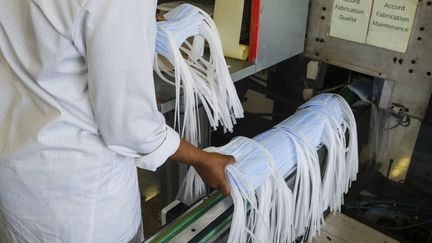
[228,155,236,164]
[220,173,231,197]
[220,182,231,197]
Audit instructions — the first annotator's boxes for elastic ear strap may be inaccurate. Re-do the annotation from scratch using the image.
[154,4,244,145]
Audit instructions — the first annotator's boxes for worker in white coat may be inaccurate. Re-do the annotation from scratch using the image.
[0,0,234,242]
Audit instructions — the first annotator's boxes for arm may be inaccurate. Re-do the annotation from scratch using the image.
[75,0,177,170]
[75,0,233,196]
[170,139,235,196]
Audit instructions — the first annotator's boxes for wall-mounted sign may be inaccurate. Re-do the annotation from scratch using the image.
[366,0,418,52]
[329,0,418,53]
[329,0,373,43]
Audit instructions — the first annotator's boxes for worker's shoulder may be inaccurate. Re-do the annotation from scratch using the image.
[30,0,89,39]
[31,0,88,13]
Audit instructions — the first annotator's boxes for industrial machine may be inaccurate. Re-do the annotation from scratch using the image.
[140,0,432,242]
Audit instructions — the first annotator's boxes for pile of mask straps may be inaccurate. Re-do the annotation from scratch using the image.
[177,93,359,243]
[155,3,244,146]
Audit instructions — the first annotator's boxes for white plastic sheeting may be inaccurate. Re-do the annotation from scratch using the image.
[177,93,359,242]
[155,4,244,145]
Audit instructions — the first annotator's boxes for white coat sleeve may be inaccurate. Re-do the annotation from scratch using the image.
[73,0,180,171]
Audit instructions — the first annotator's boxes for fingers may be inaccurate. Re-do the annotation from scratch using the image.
[156,14,165,22]
[227,155,236,164]
[219,166,231,196]
[195,152,234,197]
[219,155,234,196]
[219,180,231,197]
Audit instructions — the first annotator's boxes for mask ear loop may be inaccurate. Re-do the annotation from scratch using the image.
[303,108,343,213]
[224,138,264,243]
[279,126,323,241]
[253,140,295,243]
[301,103,347,212]
[154,4,244,145]
[333,94,359,186]
[155,26,197,144]
[296,94,352,213]
[224,137,294,243]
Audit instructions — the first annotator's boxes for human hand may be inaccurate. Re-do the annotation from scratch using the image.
[170,139,235,197]
[156,13,165,22]
[193,152,235,197]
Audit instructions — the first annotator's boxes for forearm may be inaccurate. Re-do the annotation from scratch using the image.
[169,139,209,166]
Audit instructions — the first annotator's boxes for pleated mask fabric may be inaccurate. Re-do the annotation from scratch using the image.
[177,93,358,242]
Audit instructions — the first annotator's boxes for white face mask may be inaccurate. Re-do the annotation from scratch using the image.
[177,93,358,242]
[154,4,244,146]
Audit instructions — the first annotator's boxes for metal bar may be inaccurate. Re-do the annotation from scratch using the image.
[147,192,224,243]
[196,208,234,243]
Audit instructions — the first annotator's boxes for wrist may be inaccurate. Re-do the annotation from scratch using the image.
[191,150,211,167]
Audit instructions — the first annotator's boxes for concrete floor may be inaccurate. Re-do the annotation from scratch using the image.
[313,213,399,243]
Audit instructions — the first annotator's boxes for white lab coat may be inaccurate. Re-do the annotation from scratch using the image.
[0,0,180,242]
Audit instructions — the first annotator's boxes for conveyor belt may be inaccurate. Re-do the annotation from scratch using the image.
[146,92,360,242]
[146,172,298,243]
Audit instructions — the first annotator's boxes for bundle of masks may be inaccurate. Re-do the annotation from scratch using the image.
[155,4,244,145]
[177,93,359,242]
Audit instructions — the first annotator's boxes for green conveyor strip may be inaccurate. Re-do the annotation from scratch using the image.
[198,213,233,243]
[149,192,224,243]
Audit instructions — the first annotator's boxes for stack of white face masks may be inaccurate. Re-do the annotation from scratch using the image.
[177,93,358,242]
[155,4,244,145]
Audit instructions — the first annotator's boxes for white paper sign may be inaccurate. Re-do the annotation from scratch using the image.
[329,0,373,43]
[366,0,418,52]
